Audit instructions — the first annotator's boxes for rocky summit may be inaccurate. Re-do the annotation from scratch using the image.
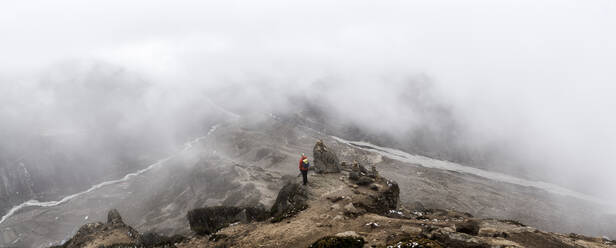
[50,141,614,248]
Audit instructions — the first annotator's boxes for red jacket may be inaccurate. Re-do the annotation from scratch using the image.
[299,155,308,171]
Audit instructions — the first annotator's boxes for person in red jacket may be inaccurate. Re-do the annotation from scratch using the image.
[299,153,310,185]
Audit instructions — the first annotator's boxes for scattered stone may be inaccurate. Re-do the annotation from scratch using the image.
[327,196,344,203]
[369,184,379,191]
[336,231,360,237]
[455,220,480,236]
[365,222,380,229]
[317,223,333,228]
[386,238,442,248]
[344,203,358,213]
[400,225,423,235]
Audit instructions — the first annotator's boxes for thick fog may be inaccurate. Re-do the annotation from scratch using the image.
[1,0,615,206]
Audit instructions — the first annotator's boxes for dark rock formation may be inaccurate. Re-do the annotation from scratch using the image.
[312,140,340,173]
[353,179,400,215]
[108,209,124,225]
[186,206,269,235]
[310,236,365,248]
[376,179,400,213]
[270,182,309,222]
[348,161,375,186]
[456,220,481,235]
[355,176,373,186]
[138,232,185,247]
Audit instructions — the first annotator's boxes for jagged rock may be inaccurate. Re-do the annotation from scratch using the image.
[186,206,269,235]
[313,140,340,173]
[107,209,124,225]
[270,182,309,222]
[51,209,141,248]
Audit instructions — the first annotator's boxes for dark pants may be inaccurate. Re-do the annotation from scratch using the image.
[301,170,308,185]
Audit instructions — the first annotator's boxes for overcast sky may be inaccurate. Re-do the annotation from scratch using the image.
[1,0,615,202]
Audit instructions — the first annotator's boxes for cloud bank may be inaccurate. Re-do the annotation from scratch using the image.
[1,0,615,204]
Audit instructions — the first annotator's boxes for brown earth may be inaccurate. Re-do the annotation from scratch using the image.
[53,169,614,248]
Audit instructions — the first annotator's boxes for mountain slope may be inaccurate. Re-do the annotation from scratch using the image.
[0,114,614,247]
[52,158,615,248]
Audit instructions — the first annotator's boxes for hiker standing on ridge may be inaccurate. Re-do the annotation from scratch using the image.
[299,153,310,185]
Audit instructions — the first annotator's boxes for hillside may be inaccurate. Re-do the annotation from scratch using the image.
[50,141,614,248]
[2,115,615,247]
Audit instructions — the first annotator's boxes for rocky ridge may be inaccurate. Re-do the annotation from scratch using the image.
[50,141,614,248]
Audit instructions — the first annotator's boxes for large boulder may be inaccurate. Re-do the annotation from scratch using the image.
[139,232,186,247]
[187,206,269,235]
[313,140,340,173]
[353,178,400,215]
[270,182,309,222]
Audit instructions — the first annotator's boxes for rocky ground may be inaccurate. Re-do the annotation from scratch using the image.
[2,114,615,247]
[51,161,615,247]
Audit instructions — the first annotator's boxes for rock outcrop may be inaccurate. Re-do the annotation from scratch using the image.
[50,209,185,248]
[312,140,340,173]
[187,206,269,235]
[51,209,141,248]
[270,182,309,222]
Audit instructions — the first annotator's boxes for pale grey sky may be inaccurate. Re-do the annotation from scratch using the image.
[1,0,615,202]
